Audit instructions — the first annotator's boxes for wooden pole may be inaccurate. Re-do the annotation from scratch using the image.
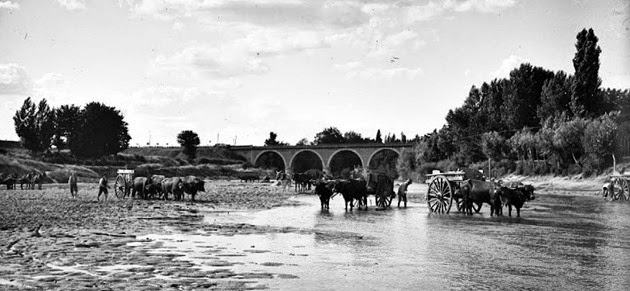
[488,158,491,179]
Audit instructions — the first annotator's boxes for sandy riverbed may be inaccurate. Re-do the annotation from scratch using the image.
[0,177,610,290]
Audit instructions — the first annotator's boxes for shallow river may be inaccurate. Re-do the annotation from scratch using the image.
[143,191,630,290]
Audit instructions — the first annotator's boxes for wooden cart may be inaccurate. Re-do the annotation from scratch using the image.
[114,169,134,199]
[607,173,630,201]
[425,170,483,213]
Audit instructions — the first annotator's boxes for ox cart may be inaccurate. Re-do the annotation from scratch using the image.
[114,169,134,199]
[605,173,630,201]
[425,170,483,214]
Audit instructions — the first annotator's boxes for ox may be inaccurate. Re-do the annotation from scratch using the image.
[333,179,368,211]
[499,185,535,217]
[460,179,502,216]
[314,180,334,210]
[182,175,205,201]
[162,177,184,200]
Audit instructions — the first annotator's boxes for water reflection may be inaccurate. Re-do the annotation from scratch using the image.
[150,193,630,290]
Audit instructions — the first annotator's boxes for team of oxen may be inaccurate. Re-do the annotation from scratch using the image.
[130,174,205,201]
[275,169,407,212]
[459,179,535,217]
[0,171,46,190]
[274,169,535,217]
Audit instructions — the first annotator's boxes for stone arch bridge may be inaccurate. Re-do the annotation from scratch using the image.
[230,143,414,174]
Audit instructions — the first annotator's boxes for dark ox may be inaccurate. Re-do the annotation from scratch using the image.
[499,185,535,217]
[314,180,334,210]
[238,174,259,183]
[333,179,368,211]
[162,177,184,200]
[460,179,502,216]
[182,175,205,201]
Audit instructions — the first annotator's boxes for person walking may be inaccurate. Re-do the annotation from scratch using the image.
[98,176,109,201]
[68,171,78,198]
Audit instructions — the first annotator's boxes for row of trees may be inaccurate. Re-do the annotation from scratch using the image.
[399,28,630,177]
[265,128,415,146]
[13,98,131,158]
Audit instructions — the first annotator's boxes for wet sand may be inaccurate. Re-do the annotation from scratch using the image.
[0,181,297,290]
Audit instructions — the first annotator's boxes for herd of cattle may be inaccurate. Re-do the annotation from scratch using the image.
[0,171,46,190]
[270,169,535,217]
[1,168,535,217]
[126,175,206,201]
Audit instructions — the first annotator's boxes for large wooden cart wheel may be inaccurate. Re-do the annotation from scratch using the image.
[612,178,629,201]
[114,175,126,199]
[376,193,393,208]
[427,176,454,213]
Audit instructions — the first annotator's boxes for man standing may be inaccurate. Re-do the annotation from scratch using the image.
[98,176,109,201]
[68,172,78,198]
[397,179,412,208]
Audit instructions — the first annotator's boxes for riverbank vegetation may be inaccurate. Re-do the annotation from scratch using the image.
[396,28,630,180]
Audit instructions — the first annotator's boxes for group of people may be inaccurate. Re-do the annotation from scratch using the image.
[66,172,110,201]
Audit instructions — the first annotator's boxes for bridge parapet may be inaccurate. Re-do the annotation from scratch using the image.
[230,143,414,171]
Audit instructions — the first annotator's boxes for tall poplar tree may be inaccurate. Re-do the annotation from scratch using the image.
[570,28,602,117]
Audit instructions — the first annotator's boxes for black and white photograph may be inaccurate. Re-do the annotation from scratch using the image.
[1,0,629,290]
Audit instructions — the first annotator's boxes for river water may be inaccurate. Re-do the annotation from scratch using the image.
[142,190,630,290]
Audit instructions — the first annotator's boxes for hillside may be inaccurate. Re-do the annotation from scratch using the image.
[0,143,269,183]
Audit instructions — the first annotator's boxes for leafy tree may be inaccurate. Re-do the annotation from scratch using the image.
[264,132,289,146]
[583,113,618,168]
[296,138,310,146]
[396,148,416,179]
[537,71,572,123]
[177,130,201,159]
[553,117,587,165]
[600,88,630,122]
[71,102,130,158]
[52,104,81,151]
[13,97,55,154]
[343,131,364,143]
[509,129,539,161]
[265,132,280,146]
[501,63,554,130]
[481,131,507,162]
[375,129,382,143]
[401,132,407,143]
[313,127,344,145]
[570,28,602,117]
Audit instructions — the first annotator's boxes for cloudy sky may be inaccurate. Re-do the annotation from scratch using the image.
[0,0,628,147]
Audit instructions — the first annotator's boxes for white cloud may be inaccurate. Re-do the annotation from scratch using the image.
[490,55,530,78]
[151,28,328,79]
[56,0,86,11]
[0,64,31,94]
[123,0,368,29]
[151,44,269,78]
[0,1,19,10]
[335,62,424,80]
[444,0,517,13]
[368,30,426,58]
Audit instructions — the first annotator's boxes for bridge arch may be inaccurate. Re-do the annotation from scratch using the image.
[254,150,287,170]
[328,149,364,168]
[328,149,364,178]
[367,148,401,170]
[289,149,325,173]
